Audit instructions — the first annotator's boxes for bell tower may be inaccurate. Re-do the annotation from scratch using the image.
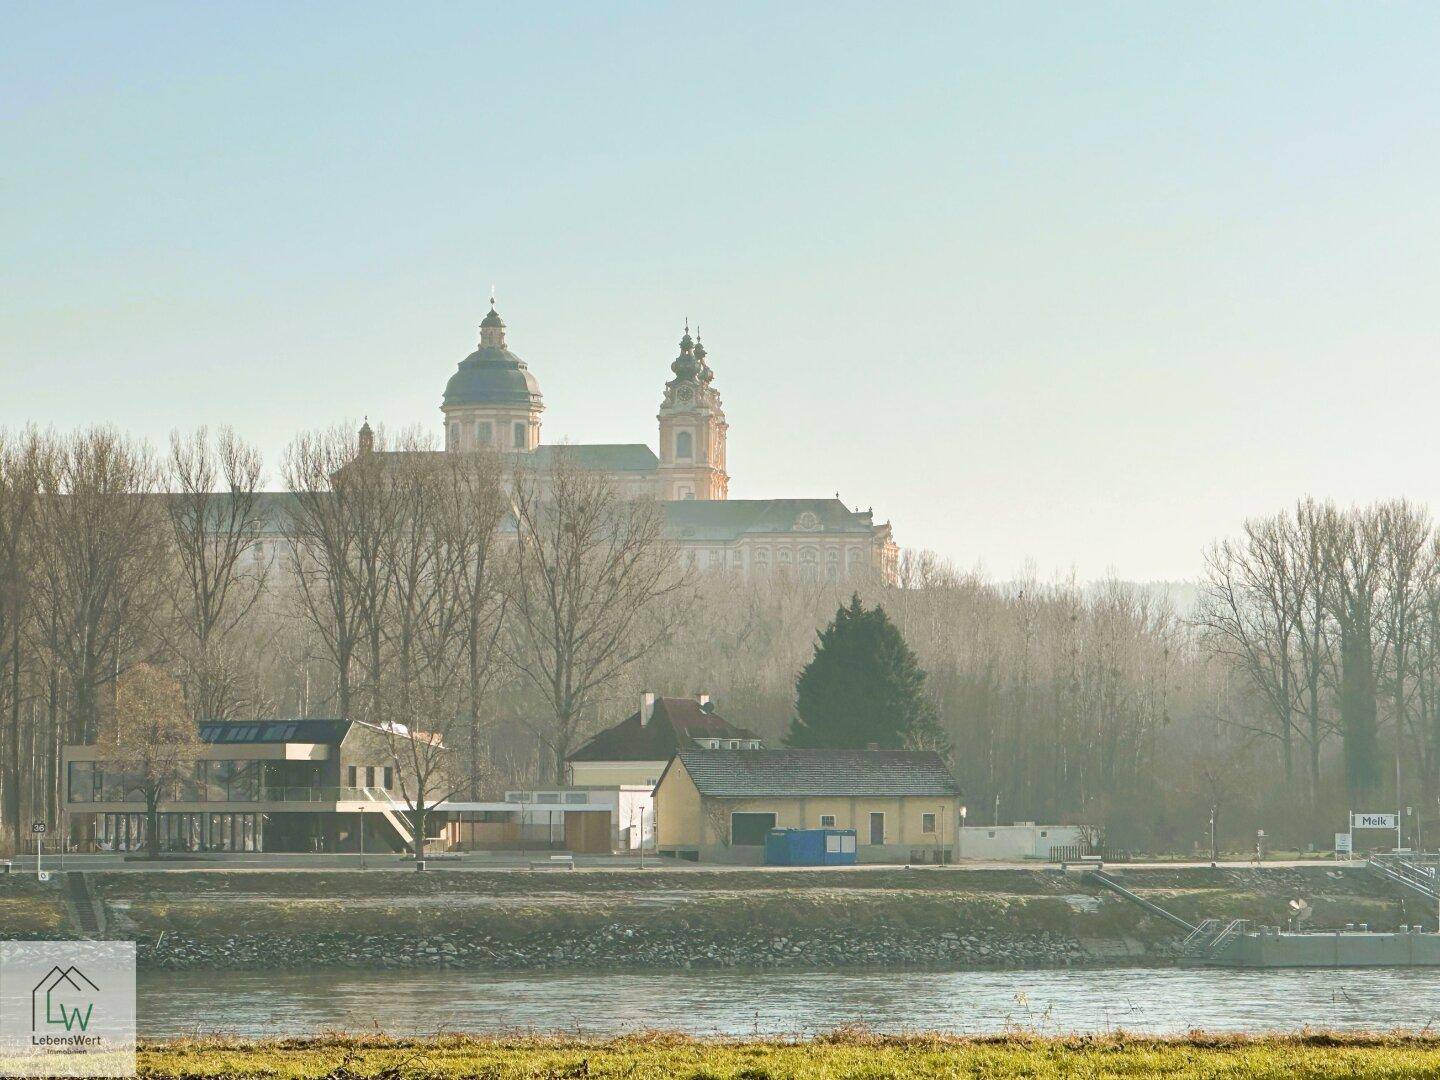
[657,324,728,500]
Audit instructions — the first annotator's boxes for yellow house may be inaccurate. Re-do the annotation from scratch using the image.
[653,748,961,863]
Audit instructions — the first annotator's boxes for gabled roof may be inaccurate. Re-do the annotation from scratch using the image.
[197,719,352,745]
[567,697,759,762]
[674,748,959,797]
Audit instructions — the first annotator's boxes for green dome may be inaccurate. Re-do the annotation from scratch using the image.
[444,304,543,408]
[443,346,543,408]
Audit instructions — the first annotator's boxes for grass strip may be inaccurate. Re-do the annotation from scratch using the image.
[137,1031,1440,1079]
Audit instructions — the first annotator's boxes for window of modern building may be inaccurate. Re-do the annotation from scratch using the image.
[564,792,588,804]
[922,813,937,834]
[383,766,393,789]
[347,765,358,789]
[676,431,693,459]
[67,762,100,803]
[819,814,836,828]
[513,421,526,448]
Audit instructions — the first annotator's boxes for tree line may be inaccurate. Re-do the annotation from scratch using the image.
[2,420,1431,855]
[0,424,684,852]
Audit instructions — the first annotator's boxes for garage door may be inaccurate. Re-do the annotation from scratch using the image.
[730,812,777,846]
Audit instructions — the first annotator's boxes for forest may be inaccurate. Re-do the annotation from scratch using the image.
[2,423,1437,855]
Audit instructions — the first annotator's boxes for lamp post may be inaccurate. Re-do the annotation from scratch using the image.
[359,805,365,870]
[1209,807,1217,868]
[957,804,967,863]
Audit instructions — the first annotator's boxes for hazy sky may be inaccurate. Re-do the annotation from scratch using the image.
[5,3,1440,582]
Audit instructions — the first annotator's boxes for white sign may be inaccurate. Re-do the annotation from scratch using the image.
[1335,832,1352,854]
[1352,813,1399,830]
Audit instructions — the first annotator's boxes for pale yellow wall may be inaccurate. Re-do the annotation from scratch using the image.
[653,760,704,848]
[568,761,667,788]
[655,782,959,850]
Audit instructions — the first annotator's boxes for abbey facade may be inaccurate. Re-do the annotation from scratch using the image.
[418,302,896,581]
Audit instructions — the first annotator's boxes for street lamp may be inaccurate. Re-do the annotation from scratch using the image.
[957,805,967,862]
[1209,807,1217,868]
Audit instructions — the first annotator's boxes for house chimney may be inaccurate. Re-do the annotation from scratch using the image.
[695,692,711,710]
[640,692,657,726]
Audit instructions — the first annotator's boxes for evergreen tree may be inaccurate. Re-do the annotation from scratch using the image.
[786,594,945,751]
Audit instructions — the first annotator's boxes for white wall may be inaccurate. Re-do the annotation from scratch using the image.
[954,824,1083,861]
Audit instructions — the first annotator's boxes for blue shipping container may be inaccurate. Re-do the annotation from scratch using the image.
[763,828,858,866]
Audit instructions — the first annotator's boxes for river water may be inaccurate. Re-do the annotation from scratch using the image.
[136,967,1440,1038]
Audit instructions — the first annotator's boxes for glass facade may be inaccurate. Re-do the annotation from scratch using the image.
[67,760,322,804]
[96,812,263,852]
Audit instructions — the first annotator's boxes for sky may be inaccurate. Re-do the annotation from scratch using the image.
[4,3,1440,582]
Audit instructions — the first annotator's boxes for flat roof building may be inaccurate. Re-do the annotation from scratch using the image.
[63,719,434,854]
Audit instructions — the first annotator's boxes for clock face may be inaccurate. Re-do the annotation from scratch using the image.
[678,386,693,402]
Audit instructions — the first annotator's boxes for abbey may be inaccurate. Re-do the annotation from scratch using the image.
[427,302,896,581]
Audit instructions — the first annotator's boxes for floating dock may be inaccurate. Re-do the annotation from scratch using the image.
[1202,926,1440,968]
[1081,860,1440,968]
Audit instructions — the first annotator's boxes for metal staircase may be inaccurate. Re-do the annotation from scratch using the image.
[362,787,415,850]
[1180,918,1221,957]
[1207,918,1249,954]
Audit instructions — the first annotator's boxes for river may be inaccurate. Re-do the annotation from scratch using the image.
[136,967,1440,1038]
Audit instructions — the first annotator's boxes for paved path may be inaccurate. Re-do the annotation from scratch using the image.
[3,853,1358,874]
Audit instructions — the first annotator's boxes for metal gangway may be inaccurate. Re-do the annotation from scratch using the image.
[1084,868,1197,932]
[1366,852,1439,903]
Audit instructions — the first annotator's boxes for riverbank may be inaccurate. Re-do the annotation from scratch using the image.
[136,1032,1440,1079]
[6,864,1418,972]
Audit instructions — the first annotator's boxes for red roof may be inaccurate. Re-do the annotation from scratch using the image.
[567,698,760,762]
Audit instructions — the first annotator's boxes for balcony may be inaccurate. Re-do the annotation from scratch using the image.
[67,786,387,808]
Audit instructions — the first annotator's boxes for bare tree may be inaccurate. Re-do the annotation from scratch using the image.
[371,447,505,855]
[432,449,510,797]
[97,663,204,858]
[1198,514,1303,783]
[505,452,692,782]
[0,431,42,850]
[1317,502,1386,803]
[282,426,365,719]
[165,427,268,720]
[31,428,165,744]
